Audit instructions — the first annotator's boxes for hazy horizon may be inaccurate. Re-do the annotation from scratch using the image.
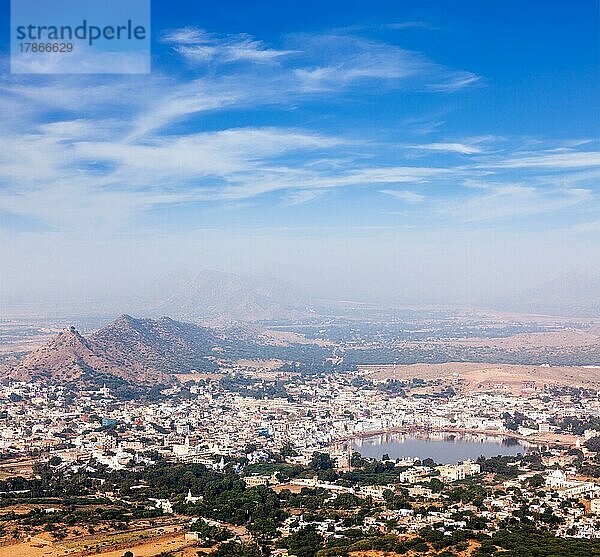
[2,265,600,321]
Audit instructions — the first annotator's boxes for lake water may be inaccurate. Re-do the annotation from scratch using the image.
[351,431,532,464]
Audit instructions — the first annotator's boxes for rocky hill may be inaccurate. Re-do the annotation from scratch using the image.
[8,315,221,390]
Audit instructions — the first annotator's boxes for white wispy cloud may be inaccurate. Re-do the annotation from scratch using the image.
[163,27,296,64]
[408,142,483,154]
[489,151,600,169]
[293,39,421,90]
[438,185,593,222]
[282,189,327,206]
[162,27,211,45]
[380,189,426,203]
[74,127,347,187]
[176,41,295,64]
[290,34,480,93]
[427,72,481,92]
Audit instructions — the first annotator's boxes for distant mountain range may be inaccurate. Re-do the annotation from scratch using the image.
[147,269,313,323]
[1,269,316,323]
[491,273,600,317]
[7,315,221,391]
[151,269,600,320]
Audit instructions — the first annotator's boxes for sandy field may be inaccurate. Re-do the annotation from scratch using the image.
[361,362,600,391]
[0,524,199,557]
[0,534,198,557]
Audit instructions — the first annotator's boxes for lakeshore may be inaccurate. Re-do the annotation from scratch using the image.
[333,424,579,454]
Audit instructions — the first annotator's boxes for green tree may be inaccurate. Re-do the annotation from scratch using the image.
[286,525,324,557]
[310,452,334,471]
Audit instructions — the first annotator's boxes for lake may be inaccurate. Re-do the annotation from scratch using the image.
[351,431,533,464]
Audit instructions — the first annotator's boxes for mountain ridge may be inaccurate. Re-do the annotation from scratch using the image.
[7,315,221,390]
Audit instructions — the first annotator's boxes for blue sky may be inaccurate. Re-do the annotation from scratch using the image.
[0,0,599,305]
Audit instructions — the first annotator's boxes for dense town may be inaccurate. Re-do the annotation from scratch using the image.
[2,368,600,555]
